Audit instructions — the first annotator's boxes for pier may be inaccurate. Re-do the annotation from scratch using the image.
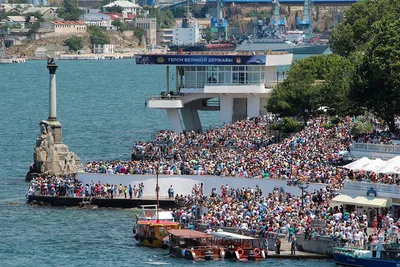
[27,195,179,209]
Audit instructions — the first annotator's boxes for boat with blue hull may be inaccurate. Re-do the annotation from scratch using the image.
[333,237,400,267]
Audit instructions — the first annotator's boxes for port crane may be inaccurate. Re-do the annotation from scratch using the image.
[272,0,287,28]
[296,0,313,35]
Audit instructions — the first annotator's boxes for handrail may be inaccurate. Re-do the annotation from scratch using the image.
[351,141,400,154]
[137,51,289,56]
[146,96,181,101]
[344,179,400,193]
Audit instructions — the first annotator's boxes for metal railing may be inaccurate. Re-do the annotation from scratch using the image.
[344,180,400,193]
[351,141,400,153]
[146,95,181,101]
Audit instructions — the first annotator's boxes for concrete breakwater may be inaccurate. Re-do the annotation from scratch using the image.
[27,195,178,209]
[78,172,328,198]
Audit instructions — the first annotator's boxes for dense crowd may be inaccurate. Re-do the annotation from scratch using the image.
[173,184,400,248]
[84,116,352,185]
[353,130,400,145]
[26,175,146,199]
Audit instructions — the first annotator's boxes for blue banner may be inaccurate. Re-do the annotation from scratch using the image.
[135,54,266,65]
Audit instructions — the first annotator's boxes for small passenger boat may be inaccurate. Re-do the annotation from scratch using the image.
[333,237,400,267]
[210,231,266,261]
[133,205,180,248]
[168,229,224,261]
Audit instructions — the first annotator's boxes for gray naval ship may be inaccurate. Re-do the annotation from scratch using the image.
[235,22,329,55]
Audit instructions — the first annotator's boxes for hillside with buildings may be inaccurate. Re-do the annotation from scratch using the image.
[0,0,345,58]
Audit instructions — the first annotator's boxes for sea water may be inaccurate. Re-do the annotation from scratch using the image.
[0,59,334,267]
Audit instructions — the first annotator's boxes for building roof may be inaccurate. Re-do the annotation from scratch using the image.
[168,229,212,239]
[80,13,111,21]
[22,7,57,15]
[209,231,258,240]
[50,20,86,25]
[103,0,141,8]
[102,12,124,21]
[7,16,26,22]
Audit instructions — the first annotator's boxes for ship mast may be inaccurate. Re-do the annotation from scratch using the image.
[156,162,160,223]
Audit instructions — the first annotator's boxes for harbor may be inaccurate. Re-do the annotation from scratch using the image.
[2,0,400,263]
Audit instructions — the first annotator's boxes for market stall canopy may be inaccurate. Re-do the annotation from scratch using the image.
[343,157,371,171]
[331,194,389,208]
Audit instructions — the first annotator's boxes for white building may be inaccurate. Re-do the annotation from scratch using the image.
[79,13,112,28]
[136,51,293,133]
[93,44,114,54]
[172,22,200,46]
[103,0,141,18]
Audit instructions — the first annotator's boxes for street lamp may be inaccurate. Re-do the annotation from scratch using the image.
[276,71,286,86]
[298,182,309,210]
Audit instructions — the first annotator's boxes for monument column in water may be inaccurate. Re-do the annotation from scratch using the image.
[26,59,83,181]
[47,59,58,121]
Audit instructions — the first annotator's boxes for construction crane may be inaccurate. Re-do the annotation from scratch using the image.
[272,0,287,28]
[296,0,313,35]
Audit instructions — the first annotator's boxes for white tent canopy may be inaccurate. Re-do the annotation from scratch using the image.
[362,158,386,172]
[343,157,371,171]
[376,156,400,174]
[344,156,400,174]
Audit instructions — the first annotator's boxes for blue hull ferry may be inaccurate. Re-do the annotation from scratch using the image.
[333,237,400,267]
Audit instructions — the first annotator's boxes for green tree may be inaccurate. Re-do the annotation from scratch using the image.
[57,0,84,21]
[350,18,400,132]
[112,19,124,31]
[106,5,124,13]
[203,28,215,42]
[265,54,354,121]
[329,0,400,58]
[272,117,303,134]
[142,7,176,28]
[64,36,84,51]
[133,27,146,46]
[88,25,110,45]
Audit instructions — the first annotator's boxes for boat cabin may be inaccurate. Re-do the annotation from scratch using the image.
[168,229,223,261]
[210,231,265,261]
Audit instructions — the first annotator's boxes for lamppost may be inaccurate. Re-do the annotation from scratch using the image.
[276,71,286,86]
[298,182,309,210]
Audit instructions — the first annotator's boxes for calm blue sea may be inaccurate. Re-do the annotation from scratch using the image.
[0,59,335,267]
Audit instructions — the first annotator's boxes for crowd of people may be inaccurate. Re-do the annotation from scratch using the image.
[26,175,146,199]
[84,116,353,186]
[353,130,400,145]
[171,184,400,250]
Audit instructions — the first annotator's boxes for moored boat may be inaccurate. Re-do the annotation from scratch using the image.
[333,237,400,267]
[132,166,180,248]
[210,231,266,261]
[168,229,223,261]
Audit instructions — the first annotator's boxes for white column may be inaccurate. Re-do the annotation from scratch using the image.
[220,96,233,125]
[166,66,170,93]
[247,96,261,118]
[166,109,183,133]
[181,107,202,131]
[47,61,58,121]
[49,73,56,120]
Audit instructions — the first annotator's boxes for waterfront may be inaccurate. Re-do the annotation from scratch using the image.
[0,59,335,266]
